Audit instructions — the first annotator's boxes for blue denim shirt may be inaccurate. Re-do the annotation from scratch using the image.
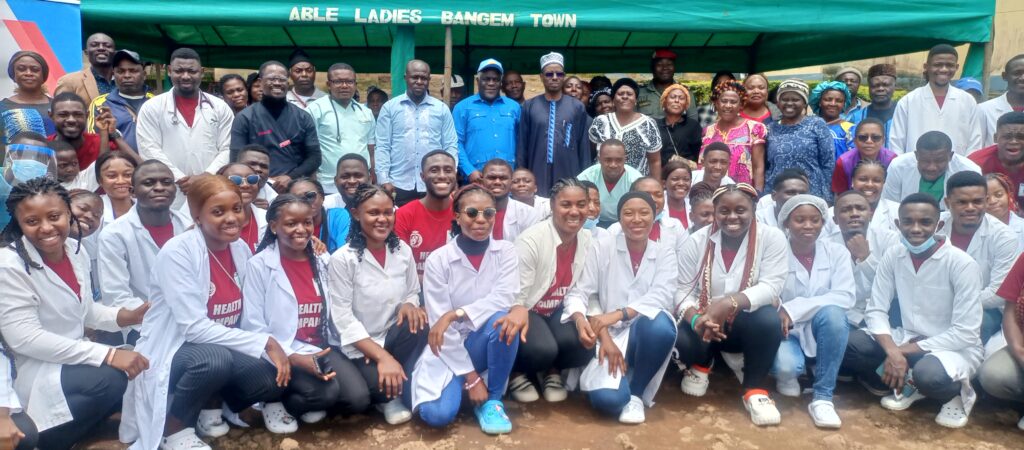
[374,94,458,192]
[452,94,520,176]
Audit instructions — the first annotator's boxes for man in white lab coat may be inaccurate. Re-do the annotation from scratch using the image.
[881,130,981,210]
[890,44,983,156]
[480,158,541,242]
[978,55,1024,146]
[756,168,810,229]
[841,193,983,429]
[938,171,1018,344]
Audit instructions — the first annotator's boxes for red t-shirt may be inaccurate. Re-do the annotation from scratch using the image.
[314,223,322,241]
[649,221,662,242]
[604,179,618,193]
[997,253,1024,304]
[207,248,242,327]
[628,247,644,274]
[493,208,507,240]
[669,206,689,229]
[239,214,260,253]
[395,201,452,276]
[281,256,323,347]
[175,94,199,127]
[909,241,944,272]
[47,132,115,169]
[144,222,175,248]
[794,250,815,272]
[532,240,578,316]
[935,95,946,109]
[721,246,739,271]
[1014,105,1024,112]
[368,246,387,267]
[949,230,976,251]
[969,144,1024,207]
[740,110,772,123]
[44,253,81,300]
[831,159,851,195]
[466,253,485,270]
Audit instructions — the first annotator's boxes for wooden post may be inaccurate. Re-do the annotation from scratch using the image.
[982,17,995,99]
[155,63,165,94]
[443,26,453,105]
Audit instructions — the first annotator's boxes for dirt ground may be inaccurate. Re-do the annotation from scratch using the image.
[79,368,1024,450]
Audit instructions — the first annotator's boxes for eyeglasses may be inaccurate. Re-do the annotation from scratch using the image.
[263,76,289,85]
[543,71,566,79]
[298,191,319,201]
[463,207,497,219]
[328,79,356,86]
[856,134,884,143]
[227,174,261,186]
[999,132,1024,142]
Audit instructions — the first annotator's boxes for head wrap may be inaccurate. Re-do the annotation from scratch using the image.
[612,77,639,97]
[711,183,758,203]
[589,87,612,106]
[288,48,312,69]
[660,83,692,110]
[617,191,656,217]
[7,51,48,81]
[777,79,809,104]
[809,81,852,115]
[777,194,829,226]
[867,64,897,80]
[953,77,983,94]
[2,108,46,143]
[540,52,565,71]
[835,67,862,81]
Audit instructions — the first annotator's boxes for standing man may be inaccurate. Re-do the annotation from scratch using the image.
[969,112,1024,211]
[137,48,234,200]
[306,63,375,194]
[453,58,520,183]
[375,59,458,206]
[636,49,696,120]
[285,49,325,109]
[516,52,589,194]
[230,60,322,190]
[847,64,899,146]
[502,70,526,105]
[87,50,152,153]
[835,67,869,122]
[891,44,983,155]
[55,33,115,106]
[979,55,1024,146]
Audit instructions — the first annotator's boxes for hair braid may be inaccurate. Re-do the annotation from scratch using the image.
[0,177,79,273]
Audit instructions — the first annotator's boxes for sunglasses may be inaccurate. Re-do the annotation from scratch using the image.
[543,71,566,79]
[298,191,319,201]
[856,134,884,143]
[463,207,497,220]
[227,174,261,186]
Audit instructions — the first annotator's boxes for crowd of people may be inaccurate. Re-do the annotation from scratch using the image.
[0,31,1023,449]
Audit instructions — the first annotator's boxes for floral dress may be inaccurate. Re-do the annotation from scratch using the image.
[698,119,767,185]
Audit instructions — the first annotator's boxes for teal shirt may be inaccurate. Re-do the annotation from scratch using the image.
[306,96,375,193]
[577,163,644,222]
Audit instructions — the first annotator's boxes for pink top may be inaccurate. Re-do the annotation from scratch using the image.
[698,119,767,184]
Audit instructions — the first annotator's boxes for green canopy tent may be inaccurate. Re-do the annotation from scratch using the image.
[82,0,996,96]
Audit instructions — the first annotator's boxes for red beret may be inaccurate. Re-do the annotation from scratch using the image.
[652,49,677,61]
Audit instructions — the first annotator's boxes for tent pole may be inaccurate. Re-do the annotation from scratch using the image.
[443,26,453,105]
[155,64,165,94]
[982,17,995,98]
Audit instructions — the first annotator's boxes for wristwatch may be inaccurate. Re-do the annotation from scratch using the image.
[454,308,466,320]
[109,129,123,140]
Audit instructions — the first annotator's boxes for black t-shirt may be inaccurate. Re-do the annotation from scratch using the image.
[657,115,702,166]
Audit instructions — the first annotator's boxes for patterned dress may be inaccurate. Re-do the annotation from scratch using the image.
[588,113,662,175]
[766,116,836,201]
[698,119,768,185]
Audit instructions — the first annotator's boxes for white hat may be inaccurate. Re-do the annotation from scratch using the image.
[451,74,465,89]
[540,52,565,71]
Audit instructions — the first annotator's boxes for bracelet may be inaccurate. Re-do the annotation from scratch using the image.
[106,348,117,366]
[620,307,629,322]
[464,376,482,391]
[690,314,701,330]
[729,295,739,314]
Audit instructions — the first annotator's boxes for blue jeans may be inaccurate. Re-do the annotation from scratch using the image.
[589,312,677,416]
[770,305,849,402]
[417,311,519,428]
[981,308,1003,344]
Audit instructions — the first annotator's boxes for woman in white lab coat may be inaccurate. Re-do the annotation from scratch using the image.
[0,177,149,450]
[579,180,609,240]
[97,161,190,346]
[95,151,137,224]
[675,183,788,426]
[410,185,519,435]
[771,195,856,428]
[849,159,899,233]
[216,163,267,253]
[242,194,371,429]
[984,173,1024,253]
[329,184,426,425]
[662,159,693,229]
[562,191,678,424]
[0,346,37,450]
[607,177,688,257]
[120,175,292,450]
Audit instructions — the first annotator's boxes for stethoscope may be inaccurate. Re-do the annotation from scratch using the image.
[170,91,219,127]
[328,97,365,138]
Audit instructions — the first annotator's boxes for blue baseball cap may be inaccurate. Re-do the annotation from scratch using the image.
[477,58,503,74]
[953,77,982,94]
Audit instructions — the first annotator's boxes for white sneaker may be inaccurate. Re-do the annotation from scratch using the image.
[160,428,211,450]
[300,410,326,424]
[195,409,229,438]
[1017,414,1024,431]
[681,367,710,397]
[542,373,568,402]
[221,403,250,428]
[935,396,969,428]
[376,398,413,425]
[721,352,745,384]
[744,392,781,426]
[776,377,801,398]
[508,374,540,403]
[808,400,842,429]
[880,391,925,411]
[261,402,298,434]
[617,395,645,424]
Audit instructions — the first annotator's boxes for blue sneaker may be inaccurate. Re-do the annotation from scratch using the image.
[474,400,512,434]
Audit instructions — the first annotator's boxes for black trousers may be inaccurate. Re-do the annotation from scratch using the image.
[37,364,127,450]
[841,329,960,402]
[394,188,426,208]
[513,308,594,374]
[283,350,371,416]
[167,343,285,426]
[93,329,140,347]
[675,306,783,391]
[10,411,37,450]
[349,324,428,405]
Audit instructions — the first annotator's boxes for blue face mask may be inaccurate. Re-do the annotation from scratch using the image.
[655,210,666,222]
[901,235,937,255]
[583,217,599,230]
[10,159,49,183]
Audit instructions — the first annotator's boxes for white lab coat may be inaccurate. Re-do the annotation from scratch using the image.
[323,193,346,210]
[826,225,901,325]
[241,243,335,356]
[864,242,984,413]
[410,239,519,409]
[758,195,836,235]
[0,237,122,431]
[869,199,901,234]
[495,199,541,242]
[607,214,688,260]
[880,152,981,209]
[938,213,1018,309]
[136,89,234,182]
[0,350,20,412]
[1007,213,1024,254]
[531,196,551,220]
[890,85,983,156]
[779,240,856,357]
[119,229,267,449]
[514,219,593,310]
[561,231,677,406]
[178,202,267,240]
[978,93,1014,147]
[675,224,789,314]
[259,183,279,205]
[329,241,420,359]
[61,160,99,192]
